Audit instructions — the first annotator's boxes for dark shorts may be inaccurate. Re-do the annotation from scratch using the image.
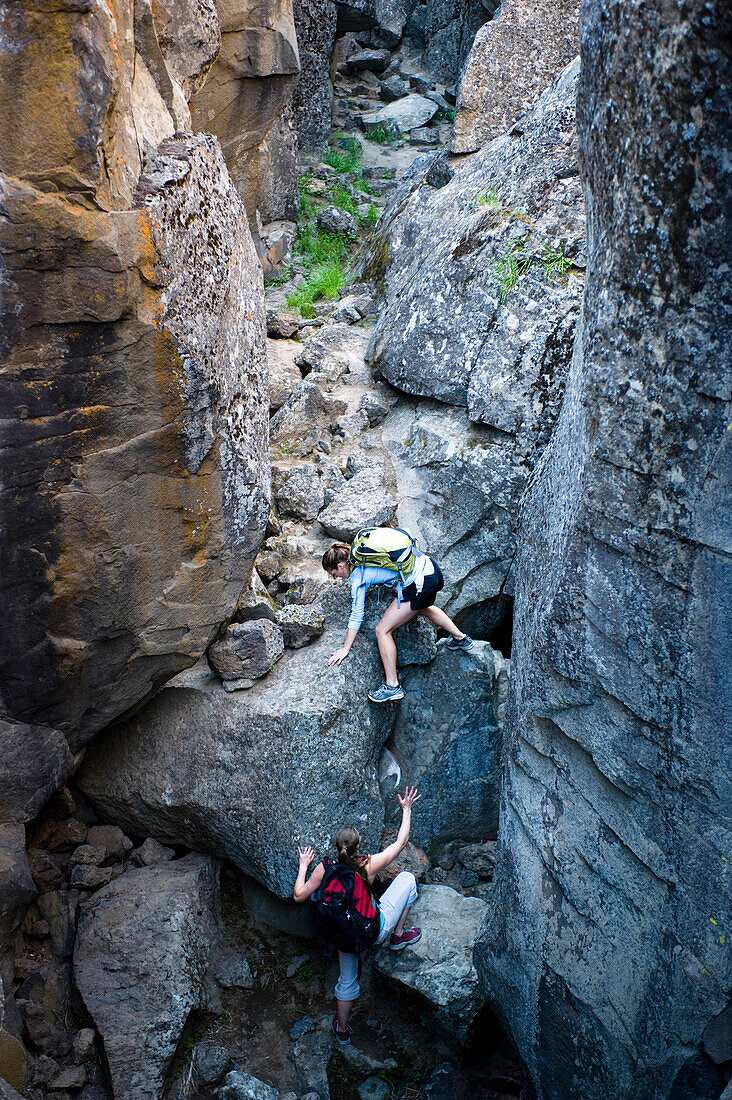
[402,560,444,610]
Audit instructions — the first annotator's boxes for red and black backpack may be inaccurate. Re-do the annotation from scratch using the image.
[312,858,381,954]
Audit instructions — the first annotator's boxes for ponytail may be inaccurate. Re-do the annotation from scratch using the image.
[333,825,372,896]
[322,541,351,573]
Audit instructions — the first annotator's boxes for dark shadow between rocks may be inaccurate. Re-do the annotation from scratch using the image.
[456,594,514,657]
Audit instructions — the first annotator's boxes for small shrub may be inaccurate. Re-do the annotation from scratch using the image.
[542,241,570,281]
[435,107,455,123]
[367,125,403,146]
[367,203,379,226]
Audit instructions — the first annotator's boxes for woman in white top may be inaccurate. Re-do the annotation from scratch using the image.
[322,540,475,702]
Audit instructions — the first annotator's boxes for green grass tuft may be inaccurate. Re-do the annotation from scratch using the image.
[493,238,531,304]
[326,180,358,215]
[287,260,348,317]
[542,241,570,281]
[322,139,363,173]
[366,203,379,226]
[367,125,403,146]
[474,184,500,209]
[435,107,455,123]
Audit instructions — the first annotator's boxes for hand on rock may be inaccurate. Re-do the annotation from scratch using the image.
[398,786,421,811]
[328,647,349,666]
[298,845,314,867]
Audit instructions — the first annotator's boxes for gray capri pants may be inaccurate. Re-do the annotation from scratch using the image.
[335,871,418,1001]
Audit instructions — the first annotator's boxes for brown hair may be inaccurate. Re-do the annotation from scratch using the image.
[322,542,351,573]
[333,825,371,895]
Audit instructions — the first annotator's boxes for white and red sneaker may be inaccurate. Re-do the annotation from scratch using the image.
[389,926,422,951]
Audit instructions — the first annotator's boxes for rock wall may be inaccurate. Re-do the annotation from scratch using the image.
[452,0,580,153]
[422,0,491,85]
[476,1,732,1097]
[189,0,301,222]
[0,0,270,859]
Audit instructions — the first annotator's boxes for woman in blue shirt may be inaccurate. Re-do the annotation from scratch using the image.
[322,540,475,702]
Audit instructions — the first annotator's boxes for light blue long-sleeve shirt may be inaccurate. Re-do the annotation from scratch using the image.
[347,555,433,631]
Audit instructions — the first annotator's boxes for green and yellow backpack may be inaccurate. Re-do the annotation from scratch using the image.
[349,527,420,583]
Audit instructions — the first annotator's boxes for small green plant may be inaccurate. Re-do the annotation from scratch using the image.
[542,240,570,281]
[435,107,455,123]
[323,139,363,174]
[366,202,379,226]
[493,238,531,303]
[327,180,358,215]
[367,125,402,146]
[296,224,348,266]
[287,259,348,317]
[474,184,500,209]
[293,960,314,981]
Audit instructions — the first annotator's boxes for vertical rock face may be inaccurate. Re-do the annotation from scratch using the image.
[190,0,301,222]
[0,0,270,803]
[452,0,580,154]
[477,2,732,1098]
[291,0,337,152]
[422,0,490,85]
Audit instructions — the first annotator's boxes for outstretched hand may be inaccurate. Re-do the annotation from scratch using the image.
[328,647,349,666]
[398,785,421,811]
[297,845,314,867]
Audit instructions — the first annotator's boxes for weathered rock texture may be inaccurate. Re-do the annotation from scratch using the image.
[388,642,507,855]
[77,588,398,897]
[452,0,580,154]
[190,0,300,222]
[335,0,417,48]
[74,854,219,1099]
[0,134,269,760]
[292,0,337,152]
[374,885,487,1040]
[477,2,732,1099]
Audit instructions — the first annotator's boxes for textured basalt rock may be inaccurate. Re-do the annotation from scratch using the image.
[189,0,300,222]
[0,134,269,755]
[360,61,583,610]
[476,2,732,1098]
[291,0,337,152]
[74,854,219,1099]
[452,0,580,153]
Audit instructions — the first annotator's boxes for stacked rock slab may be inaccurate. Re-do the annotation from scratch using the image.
[77,588,397,897]
[0,0,269,813]
[476,2,732,1098]
[452,0,580,153]
[190,0,301,223]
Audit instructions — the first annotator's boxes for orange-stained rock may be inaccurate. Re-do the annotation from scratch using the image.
[0,133,269,753]
[452,0,580,154]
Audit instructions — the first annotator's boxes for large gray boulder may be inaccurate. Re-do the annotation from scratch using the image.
[362,58,583,420]
[0,720,71,826]
[388,642,507,855]
[77,587,397,897]
[373,885,487,1040]
[422,0,491,85]
[73,854,219,1100]
[362,94,438,133]
[477,2,732,1099]
[453,0,580,153]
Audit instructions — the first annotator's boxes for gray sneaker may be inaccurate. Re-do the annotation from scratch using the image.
[368,682,405,703]
[445,633,476,652]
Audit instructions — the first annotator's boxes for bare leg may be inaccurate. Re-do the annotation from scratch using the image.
[336,997,354,1032]
[374,599,418,686]
[393,905,412,937]
[419,604,465,640]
